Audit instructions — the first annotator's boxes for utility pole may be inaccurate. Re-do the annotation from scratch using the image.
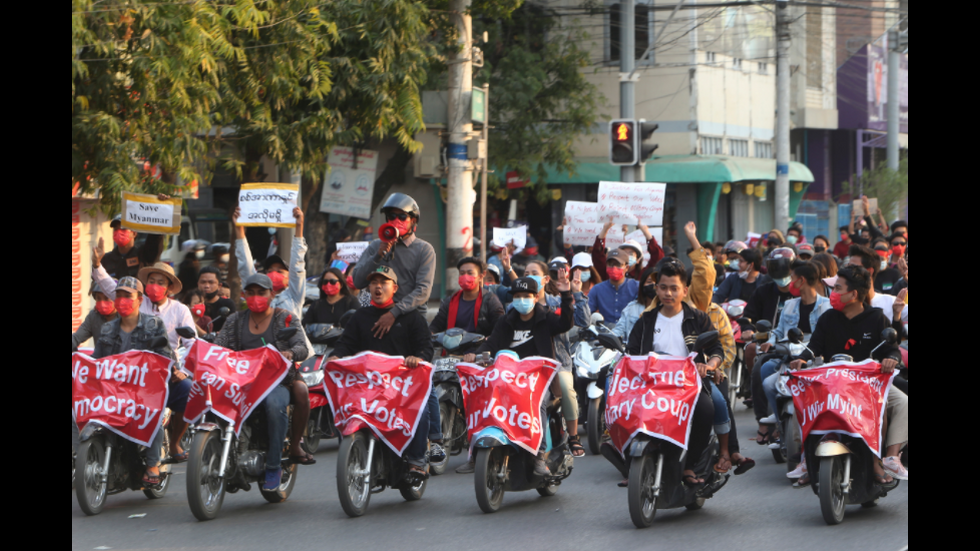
[446,0,474,292]
[887,28,902,221]
[620,0,636,183]
[774,0,791,234]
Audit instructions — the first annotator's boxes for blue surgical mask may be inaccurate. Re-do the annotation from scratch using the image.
[513,298,535,315]
[728,260,741,271]
[774,276,793,288]
[579,272,591,283]
[786,235,799,245]
[528,275,544,289]
[628,256,637,268]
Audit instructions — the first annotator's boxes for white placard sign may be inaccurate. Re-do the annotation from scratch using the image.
[598,182,667,226]
[492,227,527,250]
[321,147,379,220]
[237,184,299,228]
[336,242,370,265]
[121,192,182,235]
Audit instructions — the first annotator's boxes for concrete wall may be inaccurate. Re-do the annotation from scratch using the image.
[72,198,114,343]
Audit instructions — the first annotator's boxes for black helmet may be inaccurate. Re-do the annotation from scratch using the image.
[766,247,796,280]
[381,193,420,219]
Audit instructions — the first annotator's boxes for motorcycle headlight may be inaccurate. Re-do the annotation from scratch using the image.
[303,370,325,387]
[577,366,591,379]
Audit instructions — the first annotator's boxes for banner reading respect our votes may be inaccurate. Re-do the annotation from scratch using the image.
[605,354,702,456]
[790,361,897,458]
[322,352,434,456]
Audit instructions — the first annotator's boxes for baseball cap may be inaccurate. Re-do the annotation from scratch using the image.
[263,255,287,272]
[116,276,144,295]
[620,240,644,258]
[486,264,501,279]
[797,244,815,257]
[510,277,540,296]
[367,265,398,285]
[549,256,568,266]
[110,215,123,229]
[572,252,593,269]
[607,249,629,266]
[244,273,274,291]
[822,275,838,289]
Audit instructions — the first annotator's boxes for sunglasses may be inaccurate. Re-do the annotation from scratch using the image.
[386,212,411,222]
[892,243,907,247]
[323,280,341,285]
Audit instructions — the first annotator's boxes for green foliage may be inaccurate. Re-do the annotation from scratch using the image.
[843,157,909,219]
[475,4,604,205]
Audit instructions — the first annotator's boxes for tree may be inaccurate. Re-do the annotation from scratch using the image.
[844,156,909,221]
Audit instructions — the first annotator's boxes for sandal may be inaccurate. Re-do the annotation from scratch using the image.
[618,479,629,488]
[714,456,732,474]
[793,474,811,489]
[873,473,894,485]
[569,436,586,458]
[170,451,189,464]
[289,452,317,466]
[733,457,756,476]
[756,429,774,446]
[142,472,162,487]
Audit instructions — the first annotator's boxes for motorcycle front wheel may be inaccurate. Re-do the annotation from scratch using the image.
[75,437,109,516]
[337,431,372,518]
[186,430,226,522]
[474,448,506,514]
[587,398,605,456]
[628,454,659,529]
[819,456,847,526]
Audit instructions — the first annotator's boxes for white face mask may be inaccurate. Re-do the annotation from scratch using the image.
[880,260,888,271]
[738,270,750,280]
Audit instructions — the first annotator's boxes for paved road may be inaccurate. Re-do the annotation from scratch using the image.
[72,408,908,551]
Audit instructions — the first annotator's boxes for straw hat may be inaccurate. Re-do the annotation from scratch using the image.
[138,262,182,295]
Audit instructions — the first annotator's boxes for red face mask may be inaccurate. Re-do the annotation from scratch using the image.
[246,296,271,314]
[114,297,137,317]
[347,276,356,290]
[95,300,116,317]
[372,298,396,309]
[388,218,413,237]
[268,272,287,293]
[322,282,341,297]
[830,291,854,312]
[875,249,889,259]
[524,248,539,258]
[607,266,626,281]
[458,275,479,292]
[892,244,906,257]
[112,229,133,248]
[191,304,206,318]
[145,284,168,303]
[788,279,802,298]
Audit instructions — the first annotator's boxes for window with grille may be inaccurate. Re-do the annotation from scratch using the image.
[730,140,749,157]
[702,137,724,155]
[754,142,773,159]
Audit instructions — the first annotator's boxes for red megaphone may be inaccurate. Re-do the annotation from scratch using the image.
[379,223,401,244]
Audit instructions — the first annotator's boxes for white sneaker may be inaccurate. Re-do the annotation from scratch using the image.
[760,414,778,424]
[768,439,782,450]
[882,456,908,481]
[787,459,807,479]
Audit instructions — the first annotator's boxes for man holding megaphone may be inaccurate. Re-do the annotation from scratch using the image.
[352,194,437,340]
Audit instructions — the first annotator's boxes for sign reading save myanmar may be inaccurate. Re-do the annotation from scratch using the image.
[322,352,434,456]
[182,341,292,435]
[605,354,702,456]
[790,360,897,458]
[457,355,560,455]
[121,192,183,235]
[72,351,173,448]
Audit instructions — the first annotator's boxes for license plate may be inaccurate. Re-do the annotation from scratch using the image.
[434,358,461,373]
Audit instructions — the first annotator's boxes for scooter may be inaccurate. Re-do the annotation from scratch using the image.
[597,332,731,530]
[469,354,575,514]
[570,313,622,455]
[721,301,750,406]
[430,329,486,475]
[769,328,811,472]
[801,329,904,526]
[299,318,351,455]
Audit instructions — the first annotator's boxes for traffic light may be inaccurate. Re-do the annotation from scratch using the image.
[638,120,660,165]
[610,119,637,166]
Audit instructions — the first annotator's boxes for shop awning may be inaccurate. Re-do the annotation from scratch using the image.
[544,155,814,184]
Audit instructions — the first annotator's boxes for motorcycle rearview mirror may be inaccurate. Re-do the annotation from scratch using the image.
[754,320,773,333]
[597,333,625,354]
[339,309,357,329]
[176,326,198,340]
[590,312,605,326]
[218,307,231,318]
[787,328,804,344]
[148,336,169,350]
[278,327,299,341]
[881,328,899,345]
[693,331,719,354]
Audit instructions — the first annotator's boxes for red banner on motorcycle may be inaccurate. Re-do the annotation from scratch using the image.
[72,351,173,448]
[790,360,897,458]
[322,352,434,456]
[457,355,560,456]
[605,354,702,457]
[182,341,292,435]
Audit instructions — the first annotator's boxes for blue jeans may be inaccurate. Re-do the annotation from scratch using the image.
[760,359,783,420]
[427,392,443,441]
[263,386,291,471]
[146,378,195,468]
[406,398,434,467]
[708,381,731,435]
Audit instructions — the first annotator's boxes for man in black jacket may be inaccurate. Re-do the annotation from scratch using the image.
[430,258,505,337]
[625,260,726,485]
[101,215,165,279]
[329,266,438,476]
[790,266,908,483]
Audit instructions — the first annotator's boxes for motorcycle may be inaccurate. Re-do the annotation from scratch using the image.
[570,313,622,456]
[299,318,352,455]
[468,354,575,514]
[721,300,751,407]
[185,328,301,522]
[801,329,904,526]
[768,328,811,472]
[430,329,486,475]
[74,336,175,516]
[597,331,731,530]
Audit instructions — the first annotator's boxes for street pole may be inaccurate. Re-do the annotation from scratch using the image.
[446,0,474,292]
[774,1,791,234]
[621,0,636,183]
[480,85,489,262]
[887,29,901,222]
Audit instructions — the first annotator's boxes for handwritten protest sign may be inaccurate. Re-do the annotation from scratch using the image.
[237,184,299,228]
[121,192,182,235]
[492,227,527,250]
[598,182,667,226]
[337,242,370,265]
[852,197,879,219]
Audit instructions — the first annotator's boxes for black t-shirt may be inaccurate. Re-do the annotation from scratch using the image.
[304,295,358,326]
[507,317,538,359]
[739,279,759,303]
[875,268,902,294]
[454,298,478,333]
[798,301,816,334]
[205,298,237,332]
